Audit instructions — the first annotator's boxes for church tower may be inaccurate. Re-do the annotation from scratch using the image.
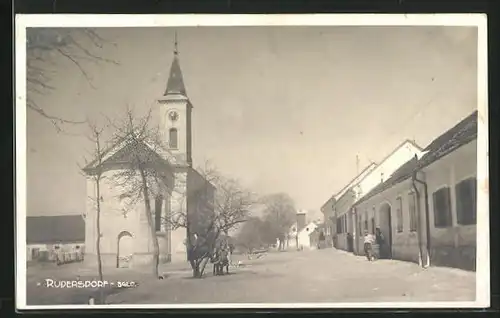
[158,33,193,167]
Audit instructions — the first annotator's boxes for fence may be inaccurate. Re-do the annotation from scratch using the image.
[30,250,85,265]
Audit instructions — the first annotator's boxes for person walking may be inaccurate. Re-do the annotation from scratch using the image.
[318,231,325,249]
[363,231,375,261]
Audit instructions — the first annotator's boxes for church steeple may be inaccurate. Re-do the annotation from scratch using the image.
[164,32,187,96]
[158,31,193,167]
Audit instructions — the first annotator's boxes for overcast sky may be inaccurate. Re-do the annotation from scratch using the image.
[26,26,478,217]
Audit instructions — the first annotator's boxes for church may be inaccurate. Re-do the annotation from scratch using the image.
[82,37,215,268]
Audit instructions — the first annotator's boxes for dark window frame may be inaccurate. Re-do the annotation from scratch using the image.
[408,191,417,232]
[455,177,477,226]
[364,212,368,232]
[396,196,403,233]
[154,196,164,232]
[169,128,178,149]
[432,186,453,228]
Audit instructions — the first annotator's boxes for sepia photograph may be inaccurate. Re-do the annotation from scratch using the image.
[15,14,489,310]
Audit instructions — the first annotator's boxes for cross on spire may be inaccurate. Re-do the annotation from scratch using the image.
[164,31,187,96]
[174,31,178,56]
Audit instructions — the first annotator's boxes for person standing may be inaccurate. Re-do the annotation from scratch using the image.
[347,232,354,252]
[318,231,325,249]
[375,228,385,259]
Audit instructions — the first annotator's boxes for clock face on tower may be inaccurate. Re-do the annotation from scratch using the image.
[168,110,179,122]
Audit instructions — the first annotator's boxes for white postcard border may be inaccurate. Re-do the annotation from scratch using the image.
[15,13,489,310]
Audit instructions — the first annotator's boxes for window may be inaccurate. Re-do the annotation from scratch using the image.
[372,207,376,232]
[339,215,344,233]
[433,187,453,228]
[455,177,477,225]
[155,196,163,232]
[364,213,368,232]
[396,197,403,232]
[343,215,348,233]
[408,192,417,232]
[169,128,178,149]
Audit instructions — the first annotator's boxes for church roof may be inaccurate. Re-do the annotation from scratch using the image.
[164,51,187,96]
[82,131,182,174]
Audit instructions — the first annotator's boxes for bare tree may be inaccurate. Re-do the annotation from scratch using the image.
[260,193,297,251]
[80,119,110,303]
[103,107,169,278]
[166,162,255,278]
[26,28,118,131]
[235,216,265,254]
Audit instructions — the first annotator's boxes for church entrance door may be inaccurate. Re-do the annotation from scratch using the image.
[117,231,134,268]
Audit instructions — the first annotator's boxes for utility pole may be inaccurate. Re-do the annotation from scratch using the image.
[356,155,360,175]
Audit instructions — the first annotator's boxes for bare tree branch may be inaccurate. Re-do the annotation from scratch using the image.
[26,28,119,129]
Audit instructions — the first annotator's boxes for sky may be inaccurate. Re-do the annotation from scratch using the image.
[26,26,478,217]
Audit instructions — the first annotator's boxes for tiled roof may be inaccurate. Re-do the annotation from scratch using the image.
[417,110,478,169]
[27,215,85,244]
[354,110,478,206]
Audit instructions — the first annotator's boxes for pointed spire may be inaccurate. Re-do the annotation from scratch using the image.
[164,31,186,96]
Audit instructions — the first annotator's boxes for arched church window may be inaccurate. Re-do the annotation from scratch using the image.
[169,128,178,149]
[155,196,163,232]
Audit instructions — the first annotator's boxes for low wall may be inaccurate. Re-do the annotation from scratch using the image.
[84,252,174,269]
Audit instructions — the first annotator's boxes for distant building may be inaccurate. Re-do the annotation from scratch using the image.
[284,211,319,250]
[321,163,377,247]
[26,215,85,263]
[353,111,477,271]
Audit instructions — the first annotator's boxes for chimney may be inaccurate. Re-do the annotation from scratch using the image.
[296,212,306,231]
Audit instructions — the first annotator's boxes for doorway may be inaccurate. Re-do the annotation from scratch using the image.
[117,231,134,268]
[378,203,393,259]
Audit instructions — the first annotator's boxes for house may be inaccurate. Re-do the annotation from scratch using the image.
[320,163,377,248]
[82,40,215,268]
[26,215,85,263]
[352,110,478,271]
[284,211,319,250]
[329,140,422,252]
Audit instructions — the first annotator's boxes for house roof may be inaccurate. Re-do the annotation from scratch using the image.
[320,164,375,213]
[27,215,85,244]
[298,221,317,234]
[328,163,377,202]
[417,110,478,169]
[354,157,419,206]
[354,110,478,206]
[334,140,422,203]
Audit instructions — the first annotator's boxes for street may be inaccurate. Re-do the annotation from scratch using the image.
[26,248,475,305]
